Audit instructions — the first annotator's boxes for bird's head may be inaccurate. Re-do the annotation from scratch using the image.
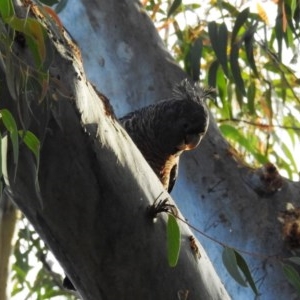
[155,80,212,156]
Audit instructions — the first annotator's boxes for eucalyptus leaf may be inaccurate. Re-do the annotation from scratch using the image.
[18,130,40,163]
[287,257,300,266]
[244,25,259,78]
[167,214,181,267]
[1,109,19,166]
[222,247,247,287]
[0,0,14,19]
[231,8,249,43]
[185,37,202,81]
[230,43,246,96]
[208,60,219,88]
[167,0,182,18]
[282,263,300,296]
[208,22,229,77]
[247,81,256,115]
[235,250,259,295]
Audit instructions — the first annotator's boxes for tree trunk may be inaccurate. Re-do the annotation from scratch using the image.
[58,0,300,299]
[0,1,230,299]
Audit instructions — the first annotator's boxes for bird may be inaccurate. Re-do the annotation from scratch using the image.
[119,79,212,193]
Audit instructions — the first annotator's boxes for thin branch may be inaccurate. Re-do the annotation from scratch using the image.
[174,214,281,261]
[217,118,300,132]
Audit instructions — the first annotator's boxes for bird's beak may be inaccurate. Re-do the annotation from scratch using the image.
[177,133,202,151]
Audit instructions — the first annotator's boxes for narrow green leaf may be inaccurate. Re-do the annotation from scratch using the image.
[247,81,256,115]
[235,250,259,295]
[232,8,249,43]
[219,124,241,140]
[217,67,230,117]
[0,0,15,19]
[208,23,221,72]
[18,130,42,207]
[167,214,181,267]
[264,86,273,120]
[218,23,229,76]
[244,26,259,78]
[208,21,218,41]
[291,0,297,17]
[26,19,47,67]
[282,263,300,296]
[5,44,22,101]
[0,109,19,165]
[281,141,298,173]
[185,37,202,81]
[235,85,243,110]
[167,0,182,18]
[287,257,300,266]
[222,247,247,287]
[219,124,267,164]
[284,23,294,49]
[219,0,239,15]
[277,155,293,179]
[185,4,201,11]
[230,43,246,96]
[18,130,40,162]
[208,60,219,88]
[8,17,46,68]
[286,126,296,147]
[281,85,287,103]
[209,22,229,77]
[275,14,283,61]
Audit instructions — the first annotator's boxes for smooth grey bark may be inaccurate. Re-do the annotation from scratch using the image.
[0,1,231,299]
[59,0,300,299]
